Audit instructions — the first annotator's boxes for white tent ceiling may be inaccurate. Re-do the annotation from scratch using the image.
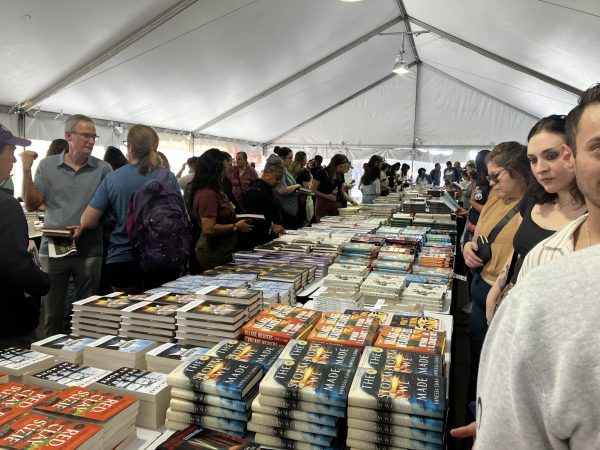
[1,0,596,158]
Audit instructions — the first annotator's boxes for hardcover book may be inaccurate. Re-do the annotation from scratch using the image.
[359,347,443,378]
[259,359,355,407]
[0,348,55,376]
[347,405,444,432]
[250,411,337,437]
[170,385,257,412]
[157,425,259,450]
[348,368,446,418]
[169,397,249,422]
[374,327,446,355]
[167,356,263,400]
[72,296,136,314]
[347,417,443,445]
[251,395,338,427]
[84,335,159,355]
[165,408,247,434]
[279,340,361,369]
[254,432,336,450]
[306,312,379,349]
[246,422,335,447]
[0,413,102,450]
[206,339,282,371]
[256,393,345,417]
[121,302,179,322]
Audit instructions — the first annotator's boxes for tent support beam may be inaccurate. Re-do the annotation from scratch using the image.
[408,16,583,97]
[17,0,199,111]
[421,62,540,121]
[396,0,419,62]
[193,16,404,134]
[264,64,418,146]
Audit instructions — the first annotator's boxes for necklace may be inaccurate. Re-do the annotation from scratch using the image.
[557,199,576,210]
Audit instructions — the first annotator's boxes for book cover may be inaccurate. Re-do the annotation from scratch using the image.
[259,359,354,407]
[165,408,246,434]
[157,425,259,450]
[389,315,443,331]
[169,397,249,422]
[374,327,446,355]
[348,368,446,418]
[167,356,263,400]
[347,417,443,445]
[93,367,168,399]
[264,305,321,323]
[306,312,379,349]
[195,286,260,301]
[86,335,158,354]
[147,343,209,361]
[279,340,361,369]
[242,314,314,343]
[177,301,250,324]
[35,386,137,423]
[347,405,444,432]
[29,363,111,388]
[250,412,337,437]
[31,335,96,354]
[0,348,54,372]
[206,340,282,371]
[251,395,337,427]
[246,422,334,447]
[170,385,257,412]
[0,413,102,449]
[47,236,77,258]
[0,383,58,409]
[346,428,442,450]
[121,302,179,322]
[359,347,443,378]
[255,393,345,417]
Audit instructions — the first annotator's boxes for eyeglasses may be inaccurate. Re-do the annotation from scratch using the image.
[71,132,100,142]
[486,168,507,183]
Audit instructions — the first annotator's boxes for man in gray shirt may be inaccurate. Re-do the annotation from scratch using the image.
[21,114,112,338]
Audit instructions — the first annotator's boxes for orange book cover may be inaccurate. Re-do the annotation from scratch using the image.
[0,412,101,449]
[374,326,446,355]
[242,313,314,343]
[307,313,380,349]
[0,383,58,410]
[35,386,137,423]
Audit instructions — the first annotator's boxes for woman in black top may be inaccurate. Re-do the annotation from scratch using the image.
[241,154,286,250]
[486,115,587,322]
[311,154,355,221]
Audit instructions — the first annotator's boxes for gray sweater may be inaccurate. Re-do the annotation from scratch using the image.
[476,244,600,449]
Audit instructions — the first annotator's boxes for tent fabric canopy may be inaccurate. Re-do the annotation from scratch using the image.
[1,0,595,161]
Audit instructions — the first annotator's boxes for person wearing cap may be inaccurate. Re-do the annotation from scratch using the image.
[0,125,50,348]
[20,114,112,338]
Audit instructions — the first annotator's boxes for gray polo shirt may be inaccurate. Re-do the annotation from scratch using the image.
[35,152,112,257]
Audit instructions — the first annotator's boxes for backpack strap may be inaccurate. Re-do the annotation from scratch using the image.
[156,168,170,182]
[487,201,521,244]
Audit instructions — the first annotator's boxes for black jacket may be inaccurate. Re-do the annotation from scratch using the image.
[240,179,283,250]
[0,192,50,337]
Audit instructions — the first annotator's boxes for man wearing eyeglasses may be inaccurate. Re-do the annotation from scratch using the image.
[21,114,112,338]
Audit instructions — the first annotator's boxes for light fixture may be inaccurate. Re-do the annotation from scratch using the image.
[392,33,410,75]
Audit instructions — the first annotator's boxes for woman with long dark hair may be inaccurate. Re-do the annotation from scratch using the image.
[311,154,355,220]
[80,124,180,292]
[273,146,301,229]
[360,162,381,204]
[188,148,252,269]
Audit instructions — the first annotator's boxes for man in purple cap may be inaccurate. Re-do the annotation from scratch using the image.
[0,125,50,348]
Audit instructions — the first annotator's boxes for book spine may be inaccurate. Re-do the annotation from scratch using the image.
[251,412,337,437]
[165,408,247,433]
[169,387,249,412]
[169,398,249,422]
[247,422,335,447]
[346,406,443,432]
[346,428,442,450]
[347,418,443,444]
[256,394,345,418]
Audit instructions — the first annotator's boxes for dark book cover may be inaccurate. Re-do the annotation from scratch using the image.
[359,347,443,377]
[208,340,282,371]
[157,425,259,450]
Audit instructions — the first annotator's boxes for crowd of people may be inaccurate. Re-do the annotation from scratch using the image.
[1,82,600,447]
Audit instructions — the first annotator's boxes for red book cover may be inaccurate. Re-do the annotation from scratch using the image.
[374,326,446,355]
[0,412,101,449]
[0,383,58,410]
[35,386,137,423]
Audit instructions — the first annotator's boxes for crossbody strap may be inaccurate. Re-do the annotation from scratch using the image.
[487,202,521,244]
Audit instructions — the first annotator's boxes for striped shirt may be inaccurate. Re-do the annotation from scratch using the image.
[519,213,588,280]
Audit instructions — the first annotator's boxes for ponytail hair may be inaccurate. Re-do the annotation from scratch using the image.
[126,124,160,174]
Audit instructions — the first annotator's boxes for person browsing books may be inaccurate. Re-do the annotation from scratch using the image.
[240,154,286,250]
[312,154,357,221]
[20,114,112,338]
[80,124,181,293]
[272,146,301,230]
[360,160,381,204]
[226,151,257,209]
[485,115,586,323]
[188,149,252,270]
[0,125,50,347]
[462,141,531,402]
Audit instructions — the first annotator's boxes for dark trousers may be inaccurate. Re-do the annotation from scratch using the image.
[280,209,298,230]
[468,271,492,402]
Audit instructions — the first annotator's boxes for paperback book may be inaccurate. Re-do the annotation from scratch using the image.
[246,422,335,447]
[170,385,257,413]
[0,382,58,410]
[31,335,96,365]
[157,425,260,450]
[251,395,338,427]
[278,339,361,369]
[359,347,443,377]
[205,339,282,371]
[169,397,249,422]
[374,327,446,355]
[25,363,112,390]
[0,348,56,380]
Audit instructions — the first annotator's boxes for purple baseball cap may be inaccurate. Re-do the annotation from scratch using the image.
[0,124,31,147]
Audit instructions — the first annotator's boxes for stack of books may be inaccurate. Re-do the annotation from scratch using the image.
[401,283,447,312]
[120,301,179,343]
[370,259,412,275]
[205,339,282,373]
[327,263,370,278]
[92,367,170,429]
[322,273,364,291]
[374,326,446,357]
[195,286,263,311]
[34,386,138,449]
[418,246,454,268]
[390,213,413,227]
[250,280,295,306]
[0,348,56,383]
[306,312,380,349]
[157,425,260,450]
[146,343,209,374]
[83,335,159,371]
[25,362,111,390]
[311,287,364,312]
[389,314,446,332]
[253,354,357,449]
[0,381,58,411]
[31,334,96,364]
[347,349,446,450]
[72,295,139,338]
[166,356,264,435]
[175,300,257,348]
[360,273,406,306]
[241,305,322,346]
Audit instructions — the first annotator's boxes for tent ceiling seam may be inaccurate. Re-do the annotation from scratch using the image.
[421,62,540,121]
[396,0,419,62]
[193,15,403,134]
[17,0,199,112]
[408,15,583,97]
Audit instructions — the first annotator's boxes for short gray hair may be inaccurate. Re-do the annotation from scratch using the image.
[64,114,94,133]
[264,154,284,173]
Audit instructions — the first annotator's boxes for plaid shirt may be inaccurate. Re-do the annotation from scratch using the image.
[227,164,258,207]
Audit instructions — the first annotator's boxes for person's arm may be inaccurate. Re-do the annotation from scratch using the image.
[200,217,252,236]
[20,151,44,211]
[80,206,104,231]
[374,179,381,195]
[277,183,301,196]
[342,190,358,205]
[310,179,336,202]
[463,215,485,269]
[176,162,187,179]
